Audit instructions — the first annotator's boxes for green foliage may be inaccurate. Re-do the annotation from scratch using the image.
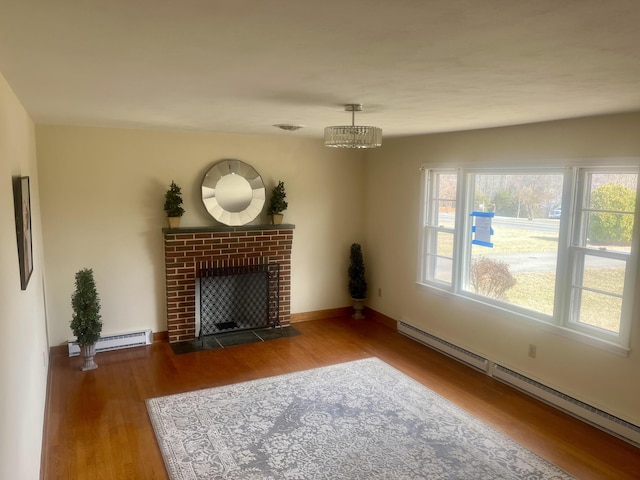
[348,243,367,299]
[70,268,102,347]
[164,180,185,217]
[267,181,288,215]
[474,174,564,219]
[474,190,491,211]
[589,183,635,244]
[493,189,519,217]
[470,257,516,300]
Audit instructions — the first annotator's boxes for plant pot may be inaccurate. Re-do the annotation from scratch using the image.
[80,343,98,371]
[167,216,181,229]
[272,213,284,225]
[352,298,365,319]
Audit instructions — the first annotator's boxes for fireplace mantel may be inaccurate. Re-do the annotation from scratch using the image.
[162,224,295,234]
[163,225,294,343]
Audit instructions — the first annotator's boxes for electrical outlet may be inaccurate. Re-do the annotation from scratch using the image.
[378,287,382,297]
[528,344,537,358]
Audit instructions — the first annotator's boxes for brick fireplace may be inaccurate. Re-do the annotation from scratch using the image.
[163,225,294,343]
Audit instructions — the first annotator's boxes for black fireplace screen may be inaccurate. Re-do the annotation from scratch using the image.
[198,263,280,337]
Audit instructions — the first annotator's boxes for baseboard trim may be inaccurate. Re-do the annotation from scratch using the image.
[363,308,397,330]
[153,331,168,343]
[50,308,394,354]
[291,306,397,330]
[290,307,352,323]
[49,344,68,357]
[40,348,54,480]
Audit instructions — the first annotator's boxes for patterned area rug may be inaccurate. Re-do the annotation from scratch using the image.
[146,357,574,479]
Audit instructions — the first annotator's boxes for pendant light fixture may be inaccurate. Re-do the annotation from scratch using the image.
[324,104,382,148]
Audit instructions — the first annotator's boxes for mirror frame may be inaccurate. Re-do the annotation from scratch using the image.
[201,159,265,226]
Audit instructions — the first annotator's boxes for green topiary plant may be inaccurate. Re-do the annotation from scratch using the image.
[267,181,288,215]
[348,243,367,300]
[164,180,185,217]
[70,268,102,347]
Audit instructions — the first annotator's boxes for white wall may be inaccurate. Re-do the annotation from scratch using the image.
[364,112,640,425]
[0,73,48,479]
[36,126,366,346]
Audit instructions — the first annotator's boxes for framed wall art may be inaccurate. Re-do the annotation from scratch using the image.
[13,176,33,290]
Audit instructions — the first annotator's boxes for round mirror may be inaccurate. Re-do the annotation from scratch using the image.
[201,159,265,226]
[215,174,253,212]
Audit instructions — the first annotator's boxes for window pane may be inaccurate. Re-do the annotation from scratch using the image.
[573,171,636,335]
[423,171,457,285]
[436,231,454,256]
[437,208,456,229]
[586,212,634,253]
[577,290,622,333]
[573,255,625,333]
[434,232,454,283]
[467,173,563,316]
[585,173,637,252]
[436,174,457,202]
[434,173,457,228]
[582,256,626,296]
[433,256,453,283]
[587,173,637,210]
[424,230,454,284]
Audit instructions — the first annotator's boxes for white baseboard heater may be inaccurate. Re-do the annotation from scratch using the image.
[398,321,489,372]
[398,321,640,447]
[68,329,152,356]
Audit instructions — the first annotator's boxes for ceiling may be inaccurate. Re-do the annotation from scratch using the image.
[1,0,640,139]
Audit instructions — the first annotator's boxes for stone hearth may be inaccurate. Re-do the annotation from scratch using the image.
[163,225,294,343]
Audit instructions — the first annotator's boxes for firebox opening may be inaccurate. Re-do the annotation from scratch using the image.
[197,263,280,339]
[215,321,239,331]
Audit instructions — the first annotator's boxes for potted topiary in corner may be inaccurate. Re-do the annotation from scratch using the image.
[164,180,185,228]
[348,243,367,319]
[267,181,288,225]
[70,268,102,371]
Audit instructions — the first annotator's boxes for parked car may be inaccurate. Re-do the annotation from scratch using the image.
[549,207,561,219]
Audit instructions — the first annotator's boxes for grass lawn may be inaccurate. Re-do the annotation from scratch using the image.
[507,270,622,332]
[470,227,624,333]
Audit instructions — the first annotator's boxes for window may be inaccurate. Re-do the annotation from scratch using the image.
[419,165,639,351]
[420,170,457,285]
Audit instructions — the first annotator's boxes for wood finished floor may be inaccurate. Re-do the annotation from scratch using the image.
[43,316,639,479]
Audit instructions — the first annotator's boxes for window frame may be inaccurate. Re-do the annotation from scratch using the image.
[418,162,640,354]
[419,168,459,289]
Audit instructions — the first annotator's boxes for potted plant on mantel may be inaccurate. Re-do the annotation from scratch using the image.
[70,268,102,371]
[164,180,185,228]
[267,181,288,225]
[348,243,367,319]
